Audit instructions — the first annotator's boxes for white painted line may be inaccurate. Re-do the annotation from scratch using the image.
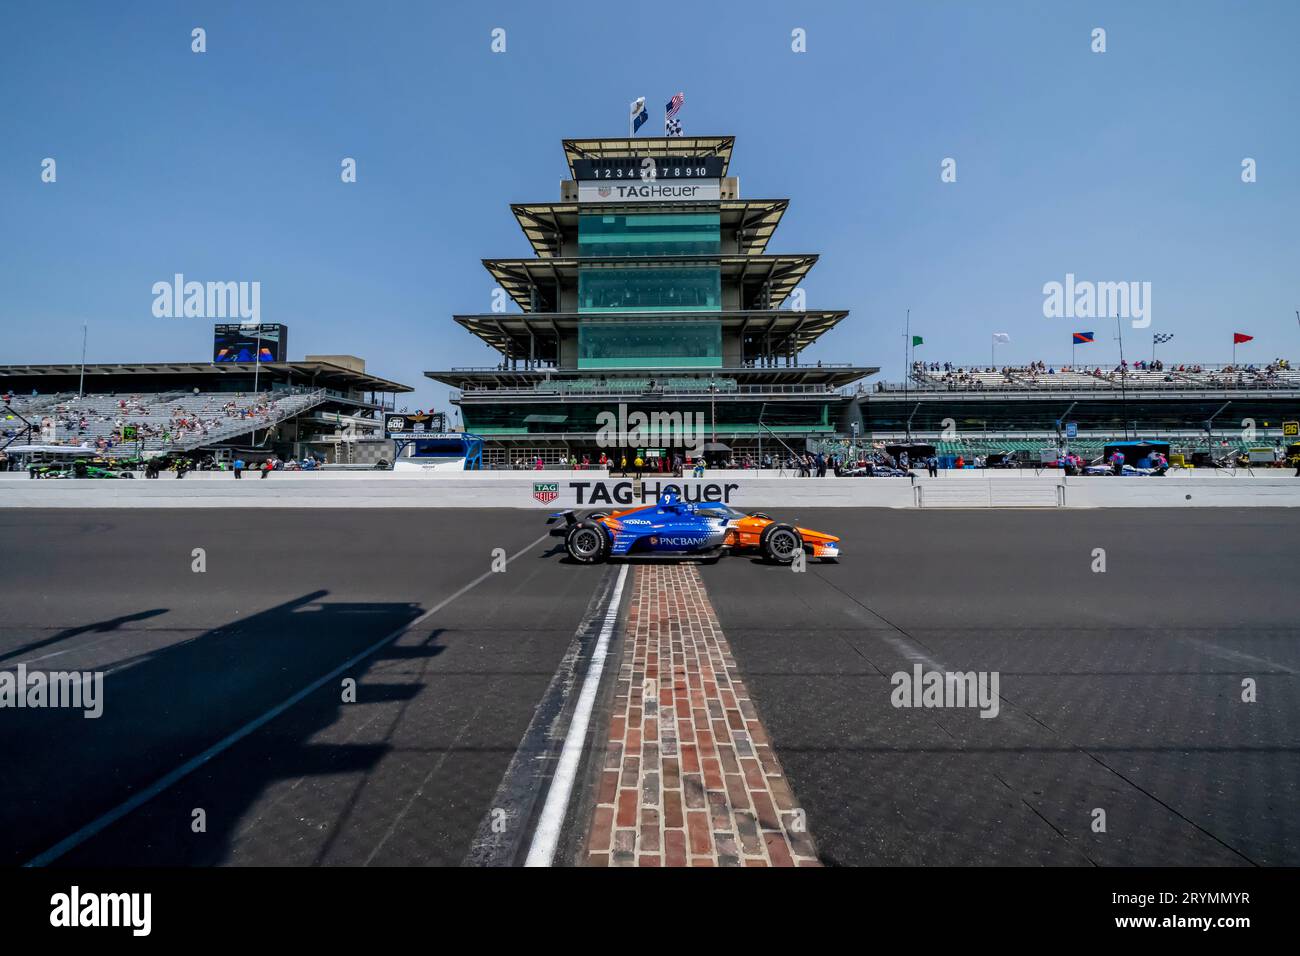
[524,563,629,867]
[23,532,552,868]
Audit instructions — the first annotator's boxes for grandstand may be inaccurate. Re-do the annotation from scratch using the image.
[1,358,413,465]
[864,358,1300,460]
[907,360,1299,392]
[4,389,324,458]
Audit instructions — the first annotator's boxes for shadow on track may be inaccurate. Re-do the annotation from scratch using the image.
[2,590,431,867]
[0,608,170,664]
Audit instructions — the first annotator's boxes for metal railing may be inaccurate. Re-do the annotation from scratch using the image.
[451,382,850,400]
[879,371,1300,394]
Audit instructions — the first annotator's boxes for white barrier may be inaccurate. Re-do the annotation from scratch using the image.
[2,471,1297,508]
[0,475,910,509]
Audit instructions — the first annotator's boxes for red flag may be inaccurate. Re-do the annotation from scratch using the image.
[1233,332,1254,344]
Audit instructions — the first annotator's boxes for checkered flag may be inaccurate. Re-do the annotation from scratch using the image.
[665,92,684,136]
[1153,333,1174,344]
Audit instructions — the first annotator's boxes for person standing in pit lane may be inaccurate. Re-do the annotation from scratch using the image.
[233,457,244,479]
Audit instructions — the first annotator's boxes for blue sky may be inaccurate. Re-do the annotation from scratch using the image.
[2,0,1297,411]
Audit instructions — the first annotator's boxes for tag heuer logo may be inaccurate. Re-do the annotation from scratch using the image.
[533,482,559,504]
[597,185,611,198]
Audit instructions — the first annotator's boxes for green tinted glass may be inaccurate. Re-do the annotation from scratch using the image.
[577,322,722,368]
[578,267,721,313]
[578,213,721,257]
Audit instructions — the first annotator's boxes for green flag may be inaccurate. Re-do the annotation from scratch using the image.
[912,335,924,346]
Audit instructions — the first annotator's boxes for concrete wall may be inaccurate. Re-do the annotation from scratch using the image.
[3,471,1297,509]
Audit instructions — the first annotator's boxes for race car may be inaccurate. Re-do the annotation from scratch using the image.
[29,460,136,479]
[547,493,840,564]
[1080,461,1169,477]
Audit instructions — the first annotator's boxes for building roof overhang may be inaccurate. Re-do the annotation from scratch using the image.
[510,199,789,258]
[425,363,877,390]
[450,308,848,357]
[483,254,818,312]
[562,136,735,178]
[0,362,414,393]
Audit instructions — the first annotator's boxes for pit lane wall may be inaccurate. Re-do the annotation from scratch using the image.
[1,470,1298,508]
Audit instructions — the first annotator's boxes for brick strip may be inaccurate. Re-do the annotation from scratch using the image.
[586,564,819,867]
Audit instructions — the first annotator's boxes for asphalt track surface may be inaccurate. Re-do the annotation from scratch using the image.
[701,508,1300,866]
[0,509,596,866]
[1,507,1296,867]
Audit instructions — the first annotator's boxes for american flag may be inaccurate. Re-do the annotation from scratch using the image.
[666,92,684,117]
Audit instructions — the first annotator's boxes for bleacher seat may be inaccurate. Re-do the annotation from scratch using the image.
[23,389,324,457]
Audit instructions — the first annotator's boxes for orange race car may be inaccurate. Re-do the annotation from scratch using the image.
[550,495,840,563]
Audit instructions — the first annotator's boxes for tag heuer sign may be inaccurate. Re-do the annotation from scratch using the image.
[577,179,721,203]
[533,482,559,504]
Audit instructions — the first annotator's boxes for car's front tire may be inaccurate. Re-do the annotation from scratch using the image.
[760,523,803,564]
[566,521,610,564]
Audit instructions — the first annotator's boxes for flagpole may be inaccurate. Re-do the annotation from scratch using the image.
[904,308,915,429]
[908,313,913,383]
[903,309,910,439]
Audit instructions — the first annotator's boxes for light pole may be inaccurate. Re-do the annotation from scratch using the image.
[253,324,262,395]
[78,323,87,399]
[709,377,717,462]
[1115,313,1129,440]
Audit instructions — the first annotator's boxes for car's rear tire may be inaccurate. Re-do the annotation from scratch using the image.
[566,521,610,564]
[760,523,803,564]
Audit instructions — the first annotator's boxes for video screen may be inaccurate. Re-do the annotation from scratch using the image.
[213,324,287,363]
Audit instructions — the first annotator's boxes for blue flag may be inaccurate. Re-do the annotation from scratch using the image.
[632,105,649,133]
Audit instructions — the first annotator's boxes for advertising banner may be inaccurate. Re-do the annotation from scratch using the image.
[577,179,721,204]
